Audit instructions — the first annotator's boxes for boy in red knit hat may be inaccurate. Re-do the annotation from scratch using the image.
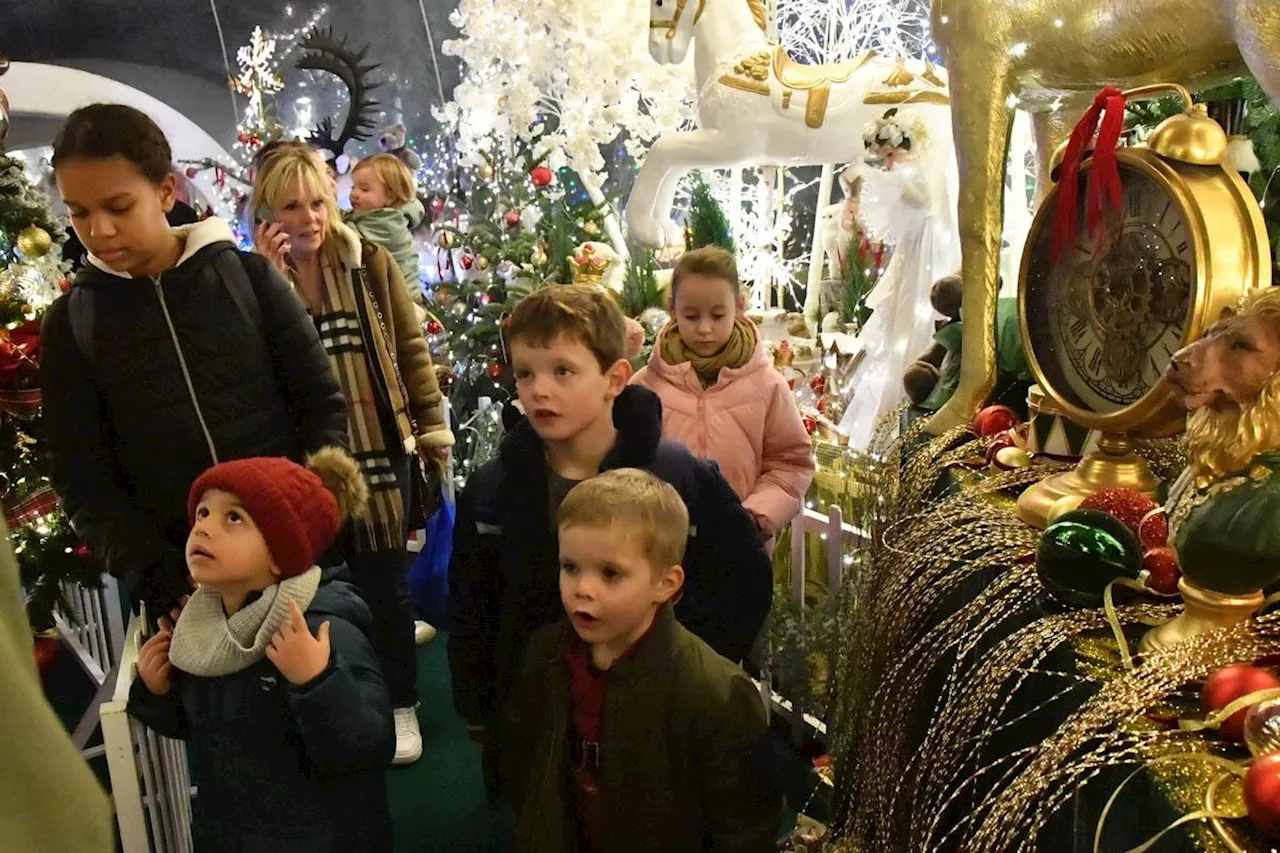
[127,448,396,853]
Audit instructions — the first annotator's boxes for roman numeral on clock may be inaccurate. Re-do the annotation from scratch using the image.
[1069,317,1089,342]
[1088,348,1103,374]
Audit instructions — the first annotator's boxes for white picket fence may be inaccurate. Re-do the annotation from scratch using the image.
[759,504,868,746]
[100,614,195,853]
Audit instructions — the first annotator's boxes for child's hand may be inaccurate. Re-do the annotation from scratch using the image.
[266,601,331,686]
[254,222,291,275]
[137,628,175,696]
[752,511,775,539]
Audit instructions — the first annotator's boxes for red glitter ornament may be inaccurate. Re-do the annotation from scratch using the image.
[1079,488,1161,542]
[530,166,553,187]
[504,210,520,227]
[488,362,504,380]
[237,132,251,145]
[1142,547,1180,595]
[1201,664,1280,741]
[809,374,826,394]
[461,254,475,270]
[427,319,443,335]
[971,405,1021,437]
[185,166,200,179]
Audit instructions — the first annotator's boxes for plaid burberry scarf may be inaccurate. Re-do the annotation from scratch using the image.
[315,256,407,552]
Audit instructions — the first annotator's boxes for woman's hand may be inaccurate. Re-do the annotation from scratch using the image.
[254,221,291,276]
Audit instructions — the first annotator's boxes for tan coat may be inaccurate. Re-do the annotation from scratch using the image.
[333,223,452,449]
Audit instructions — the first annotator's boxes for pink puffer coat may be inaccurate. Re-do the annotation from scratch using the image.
[632,328,815,538]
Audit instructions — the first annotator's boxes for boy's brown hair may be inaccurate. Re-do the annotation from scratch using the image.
[352,153,417,206]
[671,246,741,300]
[506,284,626,372]
[557,468,689,570]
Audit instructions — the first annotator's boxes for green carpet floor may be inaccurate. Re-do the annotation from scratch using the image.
[389,632,515,852]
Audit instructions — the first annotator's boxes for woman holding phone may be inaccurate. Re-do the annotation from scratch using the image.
[251,144,452,766]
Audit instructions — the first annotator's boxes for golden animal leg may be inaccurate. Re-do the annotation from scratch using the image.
[925,57,1015,435]
[1235,0,1280,109]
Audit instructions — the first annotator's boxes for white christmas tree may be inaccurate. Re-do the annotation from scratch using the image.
[437,0,696,183]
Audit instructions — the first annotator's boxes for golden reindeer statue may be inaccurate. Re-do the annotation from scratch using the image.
[926,0,1280,435]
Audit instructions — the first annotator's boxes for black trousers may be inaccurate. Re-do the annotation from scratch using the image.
[340,454,419,707]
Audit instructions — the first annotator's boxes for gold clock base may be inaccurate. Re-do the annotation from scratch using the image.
[1138,580,1264,654]
[1016,433,1161,529]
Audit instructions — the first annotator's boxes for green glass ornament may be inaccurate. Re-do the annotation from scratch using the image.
[1037,509,1143,608]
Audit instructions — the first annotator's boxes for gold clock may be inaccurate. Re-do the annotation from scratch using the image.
[1016,84,1271,528]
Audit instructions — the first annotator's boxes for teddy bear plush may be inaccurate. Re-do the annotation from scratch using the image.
[903,274,963,407]
[378,123,424,173]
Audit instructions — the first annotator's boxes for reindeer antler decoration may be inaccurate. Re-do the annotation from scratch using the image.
[295,26,382,160]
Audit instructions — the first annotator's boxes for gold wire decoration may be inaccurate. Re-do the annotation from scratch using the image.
[824,414,1280,852]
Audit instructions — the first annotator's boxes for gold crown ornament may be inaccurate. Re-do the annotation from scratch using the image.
[568,244,613,284]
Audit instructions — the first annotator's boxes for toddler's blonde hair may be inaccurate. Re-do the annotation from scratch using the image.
[353,153,417,207]
[557,469,689,571]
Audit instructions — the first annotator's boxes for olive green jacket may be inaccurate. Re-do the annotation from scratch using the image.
[0,518,114,852]
[346,199,426,302]
[501,604,782,853]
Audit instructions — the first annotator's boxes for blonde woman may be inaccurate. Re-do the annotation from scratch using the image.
[253,146,452,765]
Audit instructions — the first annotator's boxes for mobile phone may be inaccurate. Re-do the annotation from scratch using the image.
[255,203,275,226]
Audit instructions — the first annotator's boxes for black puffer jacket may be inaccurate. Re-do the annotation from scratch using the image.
[127,567,394,853]
[41,219,348,617]
[448,385,773,728]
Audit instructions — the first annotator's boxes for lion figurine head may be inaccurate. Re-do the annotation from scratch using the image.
[1166,287,1280,482]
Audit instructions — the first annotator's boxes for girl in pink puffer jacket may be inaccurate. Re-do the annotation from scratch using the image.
[632,247,815,542]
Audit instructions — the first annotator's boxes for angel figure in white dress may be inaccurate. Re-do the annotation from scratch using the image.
[837,107,961,449]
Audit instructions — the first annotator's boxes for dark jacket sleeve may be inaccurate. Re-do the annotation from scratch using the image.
[126,677,190,740]
[40,295,189,614]
[447,474,505,725]
[678,461,772,663]
[287,614,394,777]
[698,673,783,852]
[241,252,348,454]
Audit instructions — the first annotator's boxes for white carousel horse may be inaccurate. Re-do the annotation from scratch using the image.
[627,0,950,250]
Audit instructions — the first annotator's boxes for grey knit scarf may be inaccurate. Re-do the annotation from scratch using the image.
[168,567,322,677]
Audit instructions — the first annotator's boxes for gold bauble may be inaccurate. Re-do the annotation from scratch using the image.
[994,446,1032,469]
[436,231,456,250]
[17,225,53,258]
[531,246,548,266]
[583,221,601,237]
[478,163,495,181]
[477,255,491,271]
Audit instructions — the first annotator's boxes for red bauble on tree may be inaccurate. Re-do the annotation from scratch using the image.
[73,541,92,559]
[1201,664,1280,741]
[488,362,504,380]
[32,634,59,675]
[426,319,443,335]
[461,254,475,270]
[530,166,553,188]
[971,405,1021,437]
[504,210,521,227]
[430,196,446,215]
[237,132,251,145]
[1245,753,1280,836]
[1142,547,1180,594]
[185,166,200,179]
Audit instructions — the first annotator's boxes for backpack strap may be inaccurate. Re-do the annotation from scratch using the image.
[212,248,263,337]
[68,284,96,365]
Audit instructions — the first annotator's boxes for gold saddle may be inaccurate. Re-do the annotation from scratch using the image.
[771,46,873,90]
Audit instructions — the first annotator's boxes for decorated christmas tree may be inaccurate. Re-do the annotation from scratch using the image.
[0,150,100,630]
[685,171,737,254]
[425,137,615,486]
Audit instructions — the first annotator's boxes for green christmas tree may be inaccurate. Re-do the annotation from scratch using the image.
[0,152,101,630]
[424,139,613,485]
[685,171,736,253]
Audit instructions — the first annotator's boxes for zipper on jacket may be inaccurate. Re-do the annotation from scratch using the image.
[154,274,219,464]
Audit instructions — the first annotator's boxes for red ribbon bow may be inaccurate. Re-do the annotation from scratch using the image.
[1050,87,1127,264]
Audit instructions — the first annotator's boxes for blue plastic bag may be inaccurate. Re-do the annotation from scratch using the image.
[409,477,454,628]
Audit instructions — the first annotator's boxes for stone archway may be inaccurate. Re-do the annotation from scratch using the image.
[5,62,238,216]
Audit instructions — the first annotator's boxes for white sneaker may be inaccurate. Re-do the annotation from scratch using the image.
[414,620,437,645]
[392,706,423,766]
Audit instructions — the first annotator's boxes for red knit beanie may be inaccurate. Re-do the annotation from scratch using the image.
[188,457,341,579]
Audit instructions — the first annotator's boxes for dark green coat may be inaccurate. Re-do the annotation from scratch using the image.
[1176,451,1280,595]
[127,570,394,853]
[501,605,782,853]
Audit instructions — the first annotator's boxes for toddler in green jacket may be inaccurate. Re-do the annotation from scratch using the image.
[501,469,782,853]
[347,153,426,304]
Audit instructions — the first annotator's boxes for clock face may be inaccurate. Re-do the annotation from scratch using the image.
[1023,166,1195,417]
